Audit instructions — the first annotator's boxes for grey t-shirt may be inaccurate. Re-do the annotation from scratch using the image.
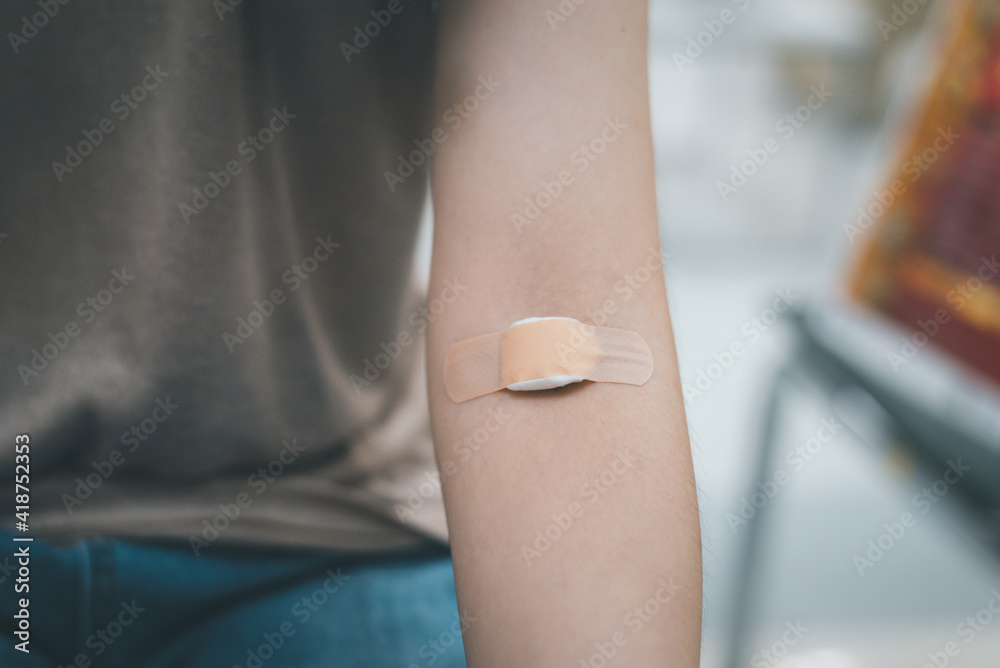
[0,0,447,551]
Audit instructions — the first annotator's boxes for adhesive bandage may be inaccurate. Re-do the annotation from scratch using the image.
[443,316,654,403]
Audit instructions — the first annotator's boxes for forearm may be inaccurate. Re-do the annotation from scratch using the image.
[427,1,702,665]
[426,368,701,665]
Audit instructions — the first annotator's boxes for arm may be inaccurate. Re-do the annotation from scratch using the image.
[427,1,702,665]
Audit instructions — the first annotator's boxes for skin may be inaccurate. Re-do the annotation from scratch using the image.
[427,1,703,666]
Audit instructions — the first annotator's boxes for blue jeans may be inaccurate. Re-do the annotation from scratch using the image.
[0,528,468,668]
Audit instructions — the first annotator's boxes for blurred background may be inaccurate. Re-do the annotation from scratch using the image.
[643,0,1000,666]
